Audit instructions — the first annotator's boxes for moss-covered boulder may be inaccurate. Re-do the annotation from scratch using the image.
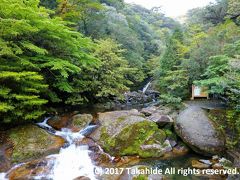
[8,125,65,163]
[90,110,172,158]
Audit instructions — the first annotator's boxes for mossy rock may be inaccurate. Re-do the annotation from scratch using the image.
[90,110,171,158]
[8,125,65,163]
[71,114,93,130]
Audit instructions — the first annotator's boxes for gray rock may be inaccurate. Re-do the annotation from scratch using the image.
[168,139,177,147]
[140,140,172,155]
[148,114,173,127]
[141,106,158,116]
[174,106,225,156]
[227,174,240,180]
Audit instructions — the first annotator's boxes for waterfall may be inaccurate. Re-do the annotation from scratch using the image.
[39,119,98,180]
[142,81,151,94]
[1,118,100,180]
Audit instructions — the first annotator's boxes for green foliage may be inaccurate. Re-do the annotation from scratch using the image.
[226,110,240,149]
[196,55,230,94]
[186,6,240,148]
[186,0,228,27]
[60,1,179,87]
[155,29,189,105]
[227,0,240,24]
[0,0,97,123]
[76,39,136,101]
[187,20,240,82]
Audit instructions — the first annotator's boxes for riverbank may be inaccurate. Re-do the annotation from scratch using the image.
[0,101,239,180]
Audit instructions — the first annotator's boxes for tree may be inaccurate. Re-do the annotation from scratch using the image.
[155,29,189,105]
[0,0,97,123]
[227,0,240,23]
[187,20,240,82]
[75,39,136,101]
[57,0,103,35]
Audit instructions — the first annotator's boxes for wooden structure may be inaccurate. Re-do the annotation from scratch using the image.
[191,85,209,100]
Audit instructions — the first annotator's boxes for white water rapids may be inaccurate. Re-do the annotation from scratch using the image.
[0,118,100,180]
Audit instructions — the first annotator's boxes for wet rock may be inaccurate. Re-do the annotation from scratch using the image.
[172,144,189,156]
[140,140,172,157]
[96,109,142,124]
[174,106,225,156]
[123,91,156,105]
[71,114,93,132]
[7,157,53,180]
[227,174,240,180]
[141,106,158,116]
[113,156,140,167]
[8,125,65,163]
[141,105,177,119]
[47,114,72,130]
[168,139,177,147]
[192,160,211,169]
[90,110,170,158]
[0,132,12,172]
[161,143,189,159]
[147,114,173,127]
[212,163,223,169]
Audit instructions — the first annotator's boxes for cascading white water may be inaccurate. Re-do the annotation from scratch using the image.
[142,81,151,94]
[39,119,98,180]
[0,173,7,180]
[48,145,96,180]
[1,118,100,180]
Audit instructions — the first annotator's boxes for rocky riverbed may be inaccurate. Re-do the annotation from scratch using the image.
[0,103,239,180]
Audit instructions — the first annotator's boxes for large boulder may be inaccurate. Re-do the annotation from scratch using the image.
[174,106,225,156]
[90,110,171,158]
[8,125,65,163]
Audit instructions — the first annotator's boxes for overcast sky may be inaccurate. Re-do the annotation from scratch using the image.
[124,0,216,17]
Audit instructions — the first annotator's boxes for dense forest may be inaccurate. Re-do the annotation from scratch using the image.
[0,0,240,148]
[0,0,178,123]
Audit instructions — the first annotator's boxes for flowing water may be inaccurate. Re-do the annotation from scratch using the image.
[0,118,100,180]
[0,100,210,180]
[142,81,151,94]
[0,117,207,180]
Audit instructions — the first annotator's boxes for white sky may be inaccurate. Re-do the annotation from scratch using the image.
[124,0,216,17]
